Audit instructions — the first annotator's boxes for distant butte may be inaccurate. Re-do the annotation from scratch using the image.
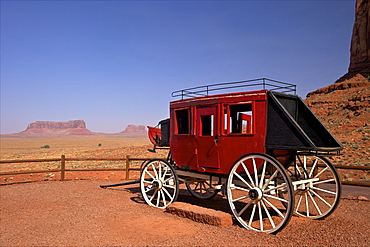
[6,120,146,137]
[16,120,95,136]
[119,125,146,134]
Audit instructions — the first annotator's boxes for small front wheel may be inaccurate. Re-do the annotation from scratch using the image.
[227,153,294,234]
[140,159,179,209]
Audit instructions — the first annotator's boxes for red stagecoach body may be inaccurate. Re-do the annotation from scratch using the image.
[170,90,267,175]
[150,86,342,175]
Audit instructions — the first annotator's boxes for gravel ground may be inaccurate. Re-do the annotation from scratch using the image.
[1,180,369,246]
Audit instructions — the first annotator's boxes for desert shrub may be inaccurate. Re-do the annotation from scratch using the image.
[41,145,50,148]
[98,143,102,147]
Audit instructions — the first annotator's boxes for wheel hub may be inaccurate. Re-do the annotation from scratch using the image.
[152,180,163,190]
[248,188,263,201]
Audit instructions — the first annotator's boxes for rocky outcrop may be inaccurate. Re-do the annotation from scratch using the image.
[19,120,96,136]
[26,120,86,130]
[337,0,370,82]
[305,74,370,169]
[119,125,146,134]
[307,74,369,96]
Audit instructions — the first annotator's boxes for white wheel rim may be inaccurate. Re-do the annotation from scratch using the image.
[140,160,178,209]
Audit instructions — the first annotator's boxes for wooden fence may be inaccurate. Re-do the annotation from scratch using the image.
[0,155,157,182]
[0,155,369,186]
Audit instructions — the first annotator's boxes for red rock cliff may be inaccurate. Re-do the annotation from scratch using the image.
[338,0,370,81]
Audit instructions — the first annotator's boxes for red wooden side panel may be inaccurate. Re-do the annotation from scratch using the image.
[217,100,267,174]
[170,90,268,175]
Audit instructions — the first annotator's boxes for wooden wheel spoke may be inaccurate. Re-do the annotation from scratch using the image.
[263,193,289,203]
[258,202,263,231]
[261,170,279,190]
[310,189,333,207]
[261,200,276,229]
[262,197,285,218]
[236,200,253,217]
[308,191,322,215]
[150,163,159,179]
[145,169,156,180]
[263,183,286,194]
[163,174,174,184]
[312,178,335,186]
[149,189,159,203]
[314,167,329,179]
[241,161,256,187]
[308,159,319,178]
[144,185,156,193]
[252,158,259,187]
[248,204,257,227]
[311,186,337,195]
[232,195,250,203]
[234,171,253,189]
[296,194,303,213]
[231,184,250,193]
[259,161,267,188]
[305,193,309,217]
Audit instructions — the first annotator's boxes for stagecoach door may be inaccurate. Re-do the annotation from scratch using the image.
[196,106,220,170]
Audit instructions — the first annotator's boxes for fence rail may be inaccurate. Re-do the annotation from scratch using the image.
[1,155,369,186]
[0,155,159,182]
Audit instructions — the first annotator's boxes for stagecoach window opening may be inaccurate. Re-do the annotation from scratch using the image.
[224,108,228,134]
[176,109,190,134]
[201,115,214,136]
[229,104,253,134]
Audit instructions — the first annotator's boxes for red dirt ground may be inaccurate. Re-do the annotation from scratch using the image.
[1,180,369,246]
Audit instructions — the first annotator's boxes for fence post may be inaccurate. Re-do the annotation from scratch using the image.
[125,155,130,180]
[61,155,65,181]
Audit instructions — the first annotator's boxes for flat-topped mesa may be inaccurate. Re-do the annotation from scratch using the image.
[19,120,95,136]
[119,125,146,134]
[26,120,86,130]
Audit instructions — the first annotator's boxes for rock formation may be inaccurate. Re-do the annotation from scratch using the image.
[337,0,370,81]
[7,120,148,137]
[19,120,96,136]
[119,125,146,134]
[306,74,370,175]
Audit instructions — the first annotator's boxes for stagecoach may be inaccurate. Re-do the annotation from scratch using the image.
[124,79,343,234]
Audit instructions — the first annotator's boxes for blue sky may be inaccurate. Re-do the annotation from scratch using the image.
[1,0,355,134]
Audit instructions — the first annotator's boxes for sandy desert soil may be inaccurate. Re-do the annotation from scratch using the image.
[1,180,369,246]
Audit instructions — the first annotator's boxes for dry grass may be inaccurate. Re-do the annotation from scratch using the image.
[0,135,151,160]
[0,135,169,184]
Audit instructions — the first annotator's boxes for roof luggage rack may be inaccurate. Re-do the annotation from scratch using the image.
[171,78,296,99]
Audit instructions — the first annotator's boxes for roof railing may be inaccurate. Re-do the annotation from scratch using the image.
[171,78,296,99]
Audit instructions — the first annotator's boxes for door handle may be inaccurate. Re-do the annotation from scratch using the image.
[214,135,219,145]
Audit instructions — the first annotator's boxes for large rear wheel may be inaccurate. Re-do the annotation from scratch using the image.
[227,153,294,234]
